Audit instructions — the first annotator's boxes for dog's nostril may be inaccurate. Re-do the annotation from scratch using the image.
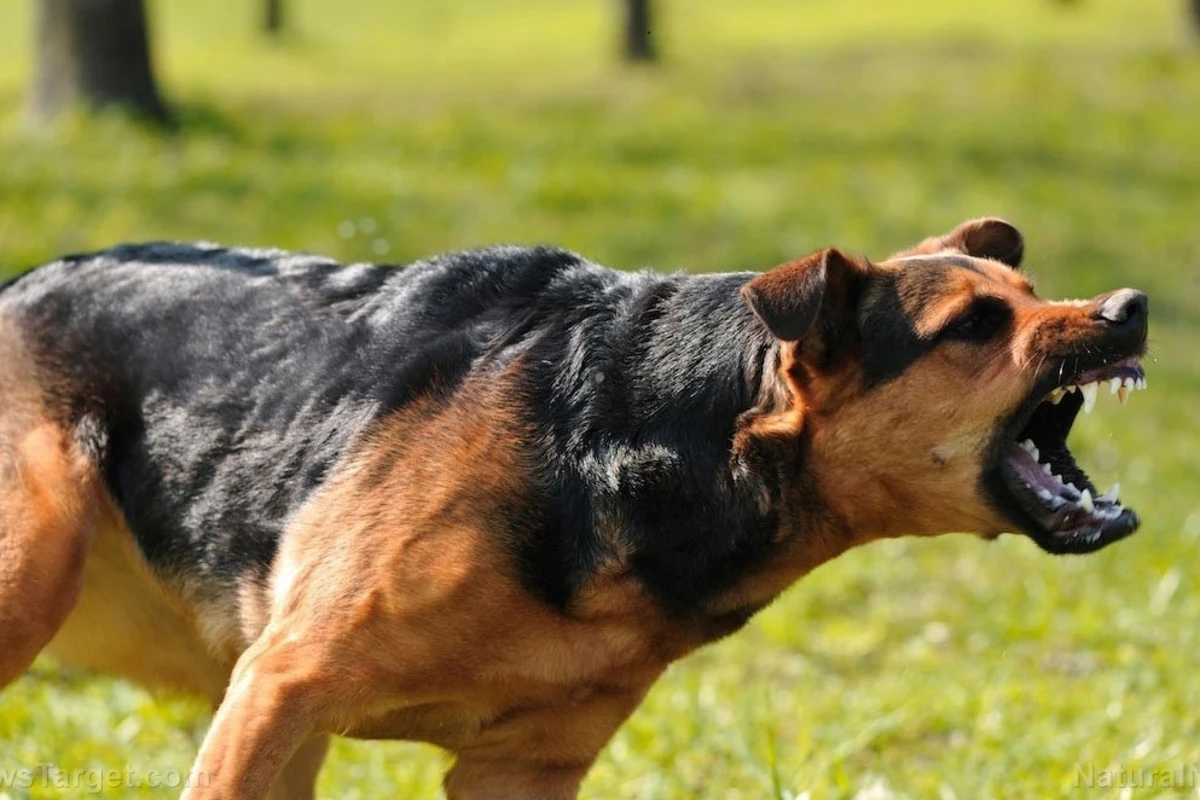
[1093,288,1148,325]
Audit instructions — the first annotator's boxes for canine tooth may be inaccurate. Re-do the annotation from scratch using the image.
[1079,489,1094,512]
[1080,382,1098,414]
[1109,378,1121,394]
[1117,386,1130,406]
[1100,482,1120,502]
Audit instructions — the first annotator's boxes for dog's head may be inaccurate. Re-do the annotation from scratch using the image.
[741,218,1148,554]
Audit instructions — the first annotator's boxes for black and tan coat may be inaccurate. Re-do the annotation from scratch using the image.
[0,219,1148,799]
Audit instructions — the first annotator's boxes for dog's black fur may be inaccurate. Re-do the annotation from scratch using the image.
[2,243,786,619]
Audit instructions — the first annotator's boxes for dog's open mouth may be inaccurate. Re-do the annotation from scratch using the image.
[994,356,1146,554]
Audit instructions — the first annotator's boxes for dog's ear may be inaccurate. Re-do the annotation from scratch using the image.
[741,248,865,343]
[891,217,1024,268]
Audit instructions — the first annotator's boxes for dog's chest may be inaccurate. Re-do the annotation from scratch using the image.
[340,580,686,750]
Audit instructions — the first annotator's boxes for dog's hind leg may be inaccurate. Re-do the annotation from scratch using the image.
[0,420,100,688]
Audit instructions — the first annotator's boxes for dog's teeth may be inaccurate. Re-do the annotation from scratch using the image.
[1042,462,1053,475]
[1037,488,1053,501]
[1123,377,1135,390]
[1079,489,1094,512]
[1100,483,1120,502]
[1067,385,1079,393]
[1109,378,1121,395]
[1048,387,1067,404]
[1117,385,1130,406]
[1020,439,1036,454]
[1080,382,1098,414]
[1137,377,1147,391]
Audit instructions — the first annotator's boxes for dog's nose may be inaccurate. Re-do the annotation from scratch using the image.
[1093,288,1148,327]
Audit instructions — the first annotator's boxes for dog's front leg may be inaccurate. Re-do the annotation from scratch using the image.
[269,735,329,800]
[183,628,333,800]
[444,760,590,800]
[442,685,649,800]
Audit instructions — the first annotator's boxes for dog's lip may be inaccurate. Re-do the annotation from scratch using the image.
[989,354,1146,554]
[1041,356,1146,410]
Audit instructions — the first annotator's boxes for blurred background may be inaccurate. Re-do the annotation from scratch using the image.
[0,1,1198,798]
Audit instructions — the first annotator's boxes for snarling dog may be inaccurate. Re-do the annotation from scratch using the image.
[0,218,1148,799]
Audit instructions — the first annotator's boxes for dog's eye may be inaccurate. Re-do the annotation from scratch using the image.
[944,298,1012,342]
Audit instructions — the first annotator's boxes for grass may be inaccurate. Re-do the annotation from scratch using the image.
[1,0,1199,797]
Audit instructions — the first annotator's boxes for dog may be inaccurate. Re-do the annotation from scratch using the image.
[0,218,1148,799]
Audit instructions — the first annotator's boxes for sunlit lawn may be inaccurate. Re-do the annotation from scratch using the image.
[1,1,1199,797]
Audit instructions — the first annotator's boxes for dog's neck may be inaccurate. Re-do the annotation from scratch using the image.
[522,270,856,624]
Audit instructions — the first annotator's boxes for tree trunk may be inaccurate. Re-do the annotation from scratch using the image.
[264,0,284,36]
[621,0,656,62]
[29,0,170,125]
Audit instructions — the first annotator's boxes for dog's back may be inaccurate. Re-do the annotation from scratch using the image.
[0,242,609,591]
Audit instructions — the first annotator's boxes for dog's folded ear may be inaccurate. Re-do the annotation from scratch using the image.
[891,217,1024,269]
[741,248,865,343]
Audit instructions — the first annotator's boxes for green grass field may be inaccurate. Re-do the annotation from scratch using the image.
[1,1,1199,797]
